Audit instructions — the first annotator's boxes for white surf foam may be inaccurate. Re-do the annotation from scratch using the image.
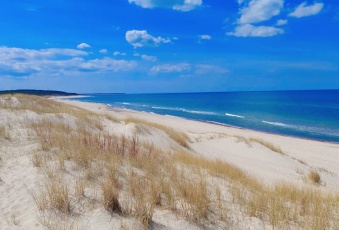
[225,113,244,118]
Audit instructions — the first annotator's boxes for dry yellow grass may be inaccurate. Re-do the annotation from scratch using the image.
[249,137,284,155]
[46,178,71,214]
[31,152,44,167]
[101,177,121,213]
[235,135,252,146]
[234,135,284,155]
[308,170,321,184]
[0,125,10,140]
[125,117,190,148]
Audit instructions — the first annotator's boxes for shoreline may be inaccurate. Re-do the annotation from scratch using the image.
[59,96,339,145]
[49,95,92,99]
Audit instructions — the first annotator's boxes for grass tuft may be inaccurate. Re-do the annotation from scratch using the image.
[249,137,284,155]
[46,179,71,213]
[0,125,10,140]
[101,178,121,213]
[125,117,190,148]
[32,152,44,167]
[308,170,321,184]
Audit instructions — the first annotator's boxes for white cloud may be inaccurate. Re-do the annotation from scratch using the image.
[195,64,228,75]
[173,0,202,11]
[99,49,108,54]
[141,55,157,62]
[77,43,91,49]
[0,46,88,60]
[276,19,287,26]
[0,46,136,77]
[238,0,284,24]
[151,63,191,73]
[128,0,202,11]
[199,34,212,40]
[125,30,171,48]
[227,24,283,37]
[113,51,126,56]
[78,58,136,72]
[289,2,324,18]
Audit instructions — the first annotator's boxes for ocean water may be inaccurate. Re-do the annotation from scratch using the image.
[72,90,339,143]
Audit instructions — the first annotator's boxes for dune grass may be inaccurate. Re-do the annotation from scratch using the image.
[4,94,338,229]
[308,170,321,184]
[0,125,10,140]
[249,137,284,155]
[234,135,284,155]
[125,117,190,148]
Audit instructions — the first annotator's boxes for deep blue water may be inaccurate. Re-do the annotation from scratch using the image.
[71,90,339,143]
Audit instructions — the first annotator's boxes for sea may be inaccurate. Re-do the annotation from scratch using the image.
[71,90,339,143]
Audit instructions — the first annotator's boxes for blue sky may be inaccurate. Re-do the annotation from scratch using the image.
[0,0,338,93]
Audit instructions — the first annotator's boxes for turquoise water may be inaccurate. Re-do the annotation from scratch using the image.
[72,90,339,143]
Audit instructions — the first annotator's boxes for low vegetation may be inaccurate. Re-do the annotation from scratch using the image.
[1,94,338,229]
[125,117,190,148]
[249,137,284,155]
[235,135,284,155]
[308,170,321,184]
[0,125,10,140]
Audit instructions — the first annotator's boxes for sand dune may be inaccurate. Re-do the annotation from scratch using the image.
[0,95,338,230]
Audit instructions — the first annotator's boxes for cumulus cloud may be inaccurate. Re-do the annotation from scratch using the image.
[99,49,108,54]
[77,43,91,49]
[227,24,283,37]
[113,51,126,56]
[238,0,284,24]
[141,55,157,62]
[128,0,202,11]
[199,35,212,40]
[77,58,136,72]
[125,30,171,48]
[151,63,191,73]
[289,2,324,18]
[276,19,288,26]
[0,46,136,78]
[0,47,88,60]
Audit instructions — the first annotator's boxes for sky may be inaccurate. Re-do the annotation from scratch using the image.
[0,0,338,93]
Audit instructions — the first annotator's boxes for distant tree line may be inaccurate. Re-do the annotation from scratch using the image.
[0,89,78,96]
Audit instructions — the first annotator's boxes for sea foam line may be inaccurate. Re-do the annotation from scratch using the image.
[262,120,291,127]
[183,109,218,115]
[225,113,244,118]
[262,121,339,136]
[152,106,217,115]
[152,106,183,111]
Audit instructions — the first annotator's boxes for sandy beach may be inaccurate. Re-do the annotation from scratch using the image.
[60,98,339,191]
[1,95,339,230]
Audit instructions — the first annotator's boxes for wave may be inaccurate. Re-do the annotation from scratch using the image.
[183,109,218,115]
[165,114,181,118]
[152,106,217,115]
[263,121,339,137]
[106,104,112,107]
[152,106,183,111]
[225,113,244,119]
[262,121,292,127]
